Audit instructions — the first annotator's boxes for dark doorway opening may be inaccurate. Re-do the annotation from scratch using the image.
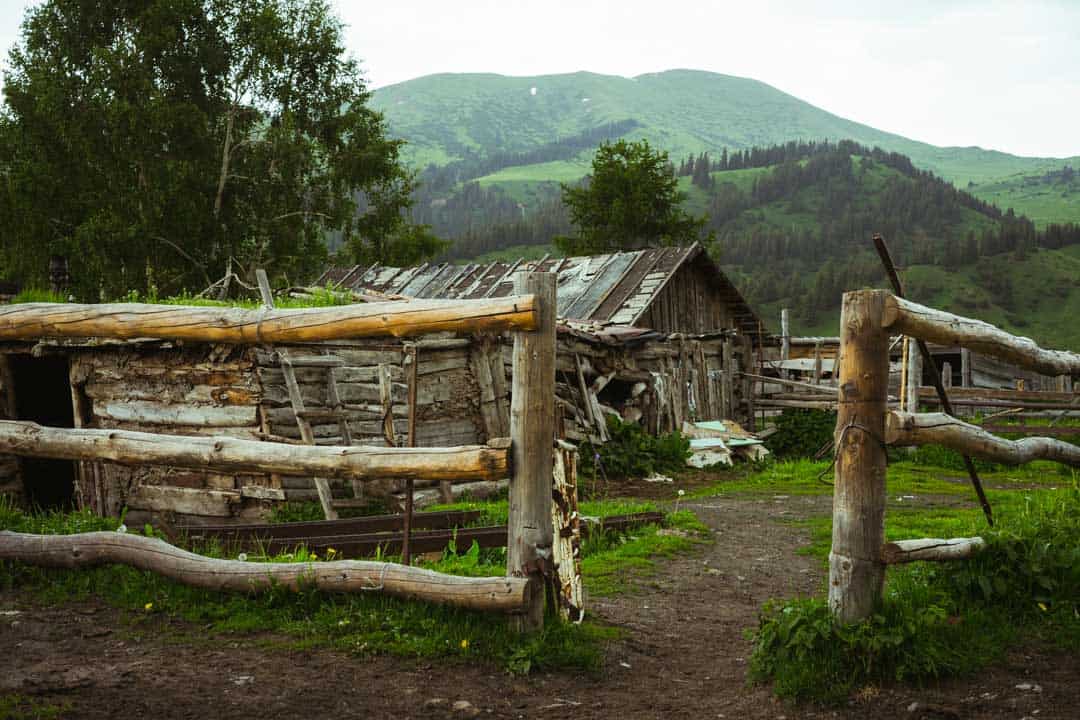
[8,354,76,509]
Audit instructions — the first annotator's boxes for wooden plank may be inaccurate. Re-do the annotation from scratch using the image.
[0,297,538,343]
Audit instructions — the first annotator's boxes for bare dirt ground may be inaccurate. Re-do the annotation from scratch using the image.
[3,493,1078,719]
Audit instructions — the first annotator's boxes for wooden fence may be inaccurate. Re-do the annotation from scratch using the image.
[828,290,1080,623]
[0,272,562,630]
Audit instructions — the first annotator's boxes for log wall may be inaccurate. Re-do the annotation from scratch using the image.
[0,329,751,516]
[68,344,268,520]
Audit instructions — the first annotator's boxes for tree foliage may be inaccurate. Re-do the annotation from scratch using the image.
[555,139,711,255]
[0,0,441,300]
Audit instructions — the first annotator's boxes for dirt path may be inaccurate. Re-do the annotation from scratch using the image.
[4,494,1078,719]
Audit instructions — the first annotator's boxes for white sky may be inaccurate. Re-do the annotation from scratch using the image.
[1,0,1077,158]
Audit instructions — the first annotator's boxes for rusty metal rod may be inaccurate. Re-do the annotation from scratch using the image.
[872,233,993,525]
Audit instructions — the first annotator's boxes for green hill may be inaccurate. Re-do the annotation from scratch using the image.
[373,69,1079,200]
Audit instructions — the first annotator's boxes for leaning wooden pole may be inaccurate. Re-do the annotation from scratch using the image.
[872,234,993,526]
[829,289,890,623]
[0,420,510,484]
[0,297,537,343]
[507,271,556,633]
[0,531,529,612]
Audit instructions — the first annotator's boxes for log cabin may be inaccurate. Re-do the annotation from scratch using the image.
[0,244,763,523]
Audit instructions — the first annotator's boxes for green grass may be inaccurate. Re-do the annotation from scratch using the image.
[749,485,1080,703]
[719,447,1080,703]
[0,494,705,672]
[967,171,1080,227]
[0,695,71,720]
[0,500,614,673]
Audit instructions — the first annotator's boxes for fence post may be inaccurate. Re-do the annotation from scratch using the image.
[829,290,890,623]
[507,271,556,633]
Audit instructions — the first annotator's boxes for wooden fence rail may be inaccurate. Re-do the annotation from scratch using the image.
[0,272,560,630]
[0,420,510,484]
[0,297,536,343]
[0,530,529,612]
[829,287,1078,624]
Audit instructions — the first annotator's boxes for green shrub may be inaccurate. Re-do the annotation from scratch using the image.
[750,486,1080,702]
[764,409,836,459]
[578,415,690,481]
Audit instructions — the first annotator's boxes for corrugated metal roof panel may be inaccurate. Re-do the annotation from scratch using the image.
[319,244,763,333]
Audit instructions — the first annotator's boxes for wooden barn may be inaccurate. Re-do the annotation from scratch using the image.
[317,243,766,443]
[0,245,763,523]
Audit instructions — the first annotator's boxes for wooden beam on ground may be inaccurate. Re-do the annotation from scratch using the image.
[508,271,556,633]
[0,420,510,483]
[0,296,537,344]
[881,537,985,564]
[829,289,890,624]
[0,530,529,612]
[884,411,1080,467]
[882,295,1080,378]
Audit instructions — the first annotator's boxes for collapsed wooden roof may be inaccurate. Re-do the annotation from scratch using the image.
[316,244,763,336]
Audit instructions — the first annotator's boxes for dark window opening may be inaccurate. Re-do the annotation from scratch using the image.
[9,354,76,509]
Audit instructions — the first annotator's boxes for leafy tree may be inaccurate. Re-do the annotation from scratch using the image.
[0,0,440,300]
[555,139,711,255]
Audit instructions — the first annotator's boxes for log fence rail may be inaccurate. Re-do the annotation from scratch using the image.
[0,275,561,628]
[829,288,1080,623]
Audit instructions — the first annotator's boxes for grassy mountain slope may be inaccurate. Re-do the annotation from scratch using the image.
[373,69,1079,194]
[748,245,1080,350]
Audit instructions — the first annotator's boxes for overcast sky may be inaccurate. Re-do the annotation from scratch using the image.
[1,0,1077,158]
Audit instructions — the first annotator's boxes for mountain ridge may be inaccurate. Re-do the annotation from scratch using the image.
[371,69,1079,189]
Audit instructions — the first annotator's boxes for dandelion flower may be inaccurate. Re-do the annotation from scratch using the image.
[1038,602,1049,612]
[144,602,153,611]
[237,553,248,562]
[460,639,469,650]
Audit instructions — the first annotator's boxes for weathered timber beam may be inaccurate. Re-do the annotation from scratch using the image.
[881,537,985,564]
[885,411,1080,467]
[917,386,1077,403]
[0,420,510,483]
[0,531,528,612]
[0,297,536,343]
[882,295,1080,377]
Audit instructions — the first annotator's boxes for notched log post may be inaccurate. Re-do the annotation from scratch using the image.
[507,272,556,633]
[829,289,890,624]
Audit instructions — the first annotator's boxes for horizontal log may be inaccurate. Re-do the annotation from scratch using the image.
[884,411,1080,467]
[128,485,240,517]
[918,397,1080,411]
[0,420,511,483]
[740,371,839,394]
[883,295,1080,377]
[95,401,258,427]
[916,386,1077,403]
[754,399,838,410]
[979,424,1080,436]
[881,537,985,564]
[181,510,484,541]
[0,531,528,612]
[0,297,536,343]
